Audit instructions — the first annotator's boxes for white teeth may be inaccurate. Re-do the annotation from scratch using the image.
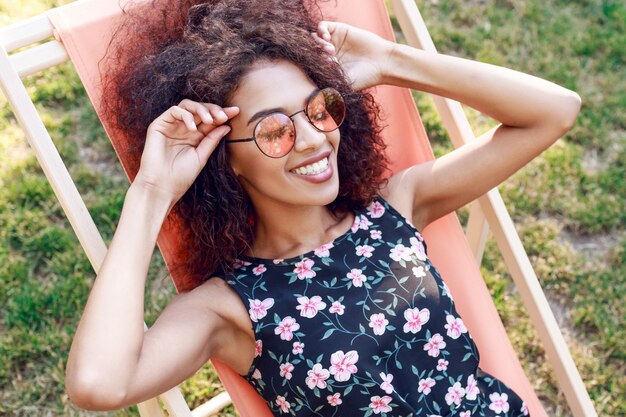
[292,157,329,175]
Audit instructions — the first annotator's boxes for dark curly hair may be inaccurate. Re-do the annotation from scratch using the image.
[101,0,390,291]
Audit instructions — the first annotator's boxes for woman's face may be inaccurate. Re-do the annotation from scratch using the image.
[225,59,341,210]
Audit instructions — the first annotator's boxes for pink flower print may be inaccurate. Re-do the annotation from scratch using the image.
[369,395,392,414]
[233,259,252,269]
[252,368,262,379]
[521,402,529,416]
[292,341,304,354]
[327,392,343,406]
[417,377,436,395]
[403,307,430,333]
[274,316,300,341]
[252,264,266,275]
[279,362,294,380]
[370,230,382,240]
[410,236,427,261]
[460,412,471,417]
[347,268,366,287]
[275,395,290,413]
[423,333,447,357]
[273,258,284,264]
[296,295,327,318]
[358,214,373,230]
[314,242,333,258]
[445,314,468,339]
[369,313,389,335]
[293,258,316,280]
[367,201,385,218]
[465,374,480,400]
[445,381,466,406]
[390,243,413,262]
[356,244,375,258]
[305,363,330,389]
[437,359,449,371]
[254,340,262,357]
[329,350,359,382]
[489,392,510,414]
[329,300,345,315]
[248,298,274,322]
[379,372,394,394]
[412,265,426,278]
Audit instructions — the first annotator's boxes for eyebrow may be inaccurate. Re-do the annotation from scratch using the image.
[246,88,319,127]
[247,108,284,127]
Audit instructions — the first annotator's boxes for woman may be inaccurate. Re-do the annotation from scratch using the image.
[65,0,581,415]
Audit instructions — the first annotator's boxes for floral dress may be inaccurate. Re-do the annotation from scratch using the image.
[222,197,529,417]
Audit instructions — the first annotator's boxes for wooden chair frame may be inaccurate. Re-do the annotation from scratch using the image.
[0,0,597,416]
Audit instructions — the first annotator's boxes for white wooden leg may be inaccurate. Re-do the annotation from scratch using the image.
[466,201,490,265]
[191,392,233,417]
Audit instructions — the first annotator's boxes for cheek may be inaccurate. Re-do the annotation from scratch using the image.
[227,145,255,176]
[229,147,284,183]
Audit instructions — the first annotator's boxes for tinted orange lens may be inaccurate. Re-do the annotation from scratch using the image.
[307,88,345,132]
[255,113,295,157]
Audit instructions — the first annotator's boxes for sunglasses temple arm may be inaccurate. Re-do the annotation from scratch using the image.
[224,138,256,143]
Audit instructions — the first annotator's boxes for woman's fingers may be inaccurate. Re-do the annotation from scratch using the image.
[197,104,239,135]
[196,124,231,164]
[179,99,214,125]
[312,32,335,54]
[317,21,333,41]
[160,101,239,139]
[168,105,198,131]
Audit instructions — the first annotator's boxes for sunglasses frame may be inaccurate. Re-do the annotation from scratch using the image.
[224,87,346,158]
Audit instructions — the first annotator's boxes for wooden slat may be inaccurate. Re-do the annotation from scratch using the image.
[466,201,490,264]
[0,43,108,271]
[388,1,597,416]
[0,13,54,52]
[137,398,166,417]
[9,40,69,78]
[160,387,193,417]
[191,392,233,417]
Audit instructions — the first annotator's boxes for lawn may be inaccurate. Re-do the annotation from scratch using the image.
[0,0,624,416]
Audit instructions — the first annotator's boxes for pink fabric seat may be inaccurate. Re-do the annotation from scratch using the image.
[47,1,547,415]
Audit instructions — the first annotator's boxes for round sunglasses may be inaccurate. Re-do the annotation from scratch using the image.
[224,87,346,158]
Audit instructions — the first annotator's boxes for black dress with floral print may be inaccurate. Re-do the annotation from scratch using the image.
[222,197,529,417]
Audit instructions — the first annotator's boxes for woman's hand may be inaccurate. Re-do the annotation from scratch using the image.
[312,21,395,91]
[135,100,239,204]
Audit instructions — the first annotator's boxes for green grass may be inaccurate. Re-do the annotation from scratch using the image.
[1,0,624,416]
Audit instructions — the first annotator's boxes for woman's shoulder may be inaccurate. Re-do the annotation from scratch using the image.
[379,162,435,231]
[181,278,251,337]
[378,172,419,225]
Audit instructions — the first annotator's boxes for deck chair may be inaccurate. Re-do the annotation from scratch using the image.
[0,0,598,416]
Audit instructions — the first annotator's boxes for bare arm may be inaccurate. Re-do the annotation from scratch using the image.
[65,102,248,410]
[381,45,581,228]
[314,22,581,229]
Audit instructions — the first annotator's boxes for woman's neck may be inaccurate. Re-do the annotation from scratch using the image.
[248,200,354,260]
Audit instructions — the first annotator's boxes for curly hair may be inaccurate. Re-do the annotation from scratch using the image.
[101,0,390,291]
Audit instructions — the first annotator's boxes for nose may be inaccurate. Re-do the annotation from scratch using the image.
[292,111,326,153]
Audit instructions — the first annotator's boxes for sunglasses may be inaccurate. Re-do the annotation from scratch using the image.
[224,87,346,158]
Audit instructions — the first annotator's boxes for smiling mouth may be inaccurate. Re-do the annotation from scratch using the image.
[290,157,329,176]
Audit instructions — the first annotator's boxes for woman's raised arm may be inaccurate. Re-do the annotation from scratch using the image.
[314,22,581,229]
[65,102,252,410]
